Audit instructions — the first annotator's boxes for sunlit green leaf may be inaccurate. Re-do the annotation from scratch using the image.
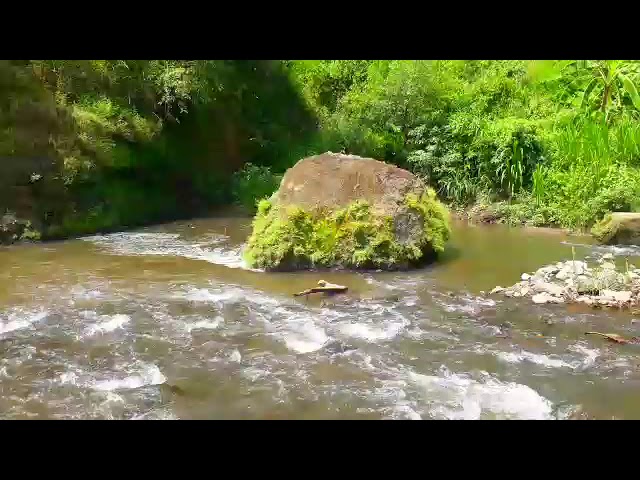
[620,73,640,110]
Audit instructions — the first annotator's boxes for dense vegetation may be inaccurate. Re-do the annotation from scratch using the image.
[287,60,640,231]
[2,60,640,241]
[0,60,316,239]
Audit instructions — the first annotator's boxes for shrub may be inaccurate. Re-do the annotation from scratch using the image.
[231,163,281,213]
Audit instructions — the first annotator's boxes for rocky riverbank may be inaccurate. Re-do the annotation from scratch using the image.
[488,253,640,308]
[0,213,40,245]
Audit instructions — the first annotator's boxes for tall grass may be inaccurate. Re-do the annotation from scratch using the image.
[542,116,640,229]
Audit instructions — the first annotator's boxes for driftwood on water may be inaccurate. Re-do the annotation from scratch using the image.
[294,280,348,297]
[585,331,640,345]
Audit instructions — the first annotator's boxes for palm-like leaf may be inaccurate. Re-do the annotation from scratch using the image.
[581,77,598,109]
[620,73,640,110]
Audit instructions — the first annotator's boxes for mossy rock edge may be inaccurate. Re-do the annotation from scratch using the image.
[243,188,451,271]
[592,212,640,246]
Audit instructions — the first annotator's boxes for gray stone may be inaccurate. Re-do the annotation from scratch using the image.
[576,275,597,294]
[566,260,588,275]
[1,213,27,245]
[536,265,560,277]
[555,269,569,280]
[532,293,565,304]
[592,213,640,245]
[532,281,565,297]
[576,296,595,306]
[600,289,632,303]
[490,286,505,295]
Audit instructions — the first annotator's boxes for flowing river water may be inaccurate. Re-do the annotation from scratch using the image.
[2,212,640,420]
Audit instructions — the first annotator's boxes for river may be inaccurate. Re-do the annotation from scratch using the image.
[2,213,640,419]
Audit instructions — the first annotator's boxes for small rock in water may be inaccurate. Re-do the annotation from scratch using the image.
[602,253,614,261]
[532,281,565,297]
[532,293,565,304]
[576,296,595,306]
[490,286,505,295]
[535,266,555,278]
[601,261,616,270]
[569,260,588,274]
[601,290,632,303]
[521,273,531,281]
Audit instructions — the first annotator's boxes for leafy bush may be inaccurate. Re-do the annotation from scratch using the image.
[231,163,281,212]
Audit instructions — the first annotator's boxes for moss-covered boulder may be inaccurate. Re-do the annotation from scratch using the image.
[243,152,451,271]
[592,212,640,245]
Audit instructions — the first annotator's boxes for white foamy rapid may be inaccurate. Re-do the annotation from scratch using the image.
[562,240,640,258]
[0,309,48,336]
[83,232,259,271]
[497,349,572,369]
[280,316,329,353]
[407,368,555,420]
[84,314,131,336]
[60,362,167,392]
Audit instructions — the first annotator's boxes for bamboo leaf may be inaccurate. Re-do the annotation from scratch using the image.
[620,73,640,110]
[581,77,598,109]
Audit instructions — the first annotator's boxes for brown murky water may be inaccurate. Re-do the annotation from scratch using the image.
[2,214,640,419]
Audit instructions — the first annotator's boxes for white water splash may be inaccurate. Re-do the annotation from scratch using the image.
[338,321,406,342]
[84,314,130,336]
[281,318,329,354]
[92,364,167,392]
[184,316,224,333]
[562,241,640,258]
[59,362,166,392]
[497,350,571,369]
[83,231,259,271]
[228,349,242,363]
[0,309,48,336]
[131,406,179,420]
[182,287,280,307]
[568,343,600,370]
[407,369,555,420]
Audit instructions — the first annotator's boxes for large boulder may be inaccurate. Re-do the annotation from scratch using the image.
[592,212,640,245]
[243,152,451,271]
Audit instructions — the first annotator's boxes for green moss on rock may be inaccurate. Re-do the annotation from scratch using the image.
[244,188,450,271]
[592,212,640,245]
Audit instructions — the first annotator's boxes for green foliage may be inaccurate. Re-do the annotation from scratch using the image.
[244,189,450,271]
[540,118,640,229]
[4,58,640,242]
[231,163,281,212]
[285,59,640,231]
[1,60,317,239]
[569,60,640,122]
[591,214,617,244]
